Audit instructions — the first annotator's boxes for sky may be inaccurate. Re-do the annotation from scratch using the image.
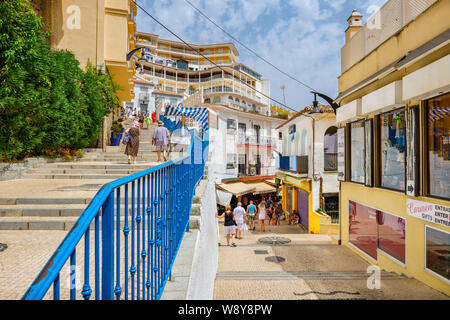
[135,0,388,112]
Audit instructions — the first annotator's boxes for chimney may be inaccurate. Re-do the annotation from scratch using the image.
[345,9,363,43]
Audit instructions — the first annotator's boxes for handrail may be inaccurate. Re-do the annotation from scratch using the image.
[22,131,208,300]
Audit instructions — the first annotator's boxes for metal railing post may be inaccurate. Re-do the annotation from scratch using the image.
[101,193,114,300]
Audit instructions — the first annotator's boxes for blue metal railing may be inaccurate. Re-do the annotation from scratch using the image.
[22,131,208,300]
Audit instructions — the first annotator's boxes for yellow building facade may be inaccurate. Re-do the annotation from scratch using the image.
[31,0,136,103]
[336,0,449,295]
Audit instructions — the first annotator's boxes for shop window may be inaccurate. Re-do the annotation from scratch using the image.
[349,201,378,260]
[364,120,374,187]
[324,126,338,172]
[427,93,450,200]
[378,212,406,263]
[350,120,365,184]
[406,107,420,197]
[349,200,406,263]
[380,108,406,191]
[425,226,449,281]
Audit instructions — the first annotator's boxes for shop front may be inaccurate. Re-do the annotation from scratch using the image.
[337,74,450,295]
[278,171,312,232]
[215,179,280,213]
[297,188,309,230]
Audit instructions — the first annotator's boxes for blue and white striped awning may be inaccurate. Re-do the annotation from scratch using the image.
[165,104,209,131]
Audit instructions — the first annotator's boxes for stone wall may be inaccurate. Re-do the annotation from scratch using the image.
[0,158,48,181]
[99,113,114,150]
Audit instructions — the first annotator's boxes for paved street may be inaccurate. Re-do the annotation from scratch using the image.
[214,220,449,300]
[0,230,67,300]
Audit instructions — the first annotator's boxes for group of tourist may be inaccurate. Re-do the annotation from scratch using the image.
[123,110,170,164]
[124,107,157,130]
[215,195,285,247]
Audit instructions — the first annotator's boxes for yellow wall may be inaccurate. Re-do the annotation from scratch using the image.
[281,178,315,233]
[40,0,135,103]
[340,182,450,295]
[339,0,450,95]
[310,211,321,234]
[104,6,128,63]
[48,0,102,68]
[310,210,339,235]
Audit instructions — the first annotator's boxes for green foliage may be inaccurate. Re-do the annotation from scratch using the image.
[111,121,123,135]
[0,0,121,161]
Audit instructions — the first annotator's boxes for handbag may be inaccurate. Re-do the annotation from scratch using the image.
[122,132,130,145]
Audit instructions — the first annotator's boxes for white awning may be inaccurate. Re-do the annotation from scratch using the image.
[216,183,256,197]
[250,182,277,195]
[216,189,233,207]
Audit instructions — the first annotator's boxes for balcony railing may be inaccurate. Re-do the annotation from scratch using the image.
[22,132,209,300]
[236,135,275,147]
[324,153,338,172]
[278,156,308,175]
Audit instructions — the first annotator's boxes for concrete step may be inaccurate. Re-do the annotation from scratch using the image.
[85,150,158,155]
[27,169,143,175]
[48,163,156,170]
[0,204,155,217]
[0,215,200,231]
[0,204,86,217]
[81,155,159,160]
[0,197,91,205]
[22,174,126,180]
[79,157,158,162]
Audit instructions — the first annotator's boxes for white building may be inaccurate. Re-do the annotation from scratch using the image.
[205,104,284,183]
[276,104,339,228]
[131,79,185,115]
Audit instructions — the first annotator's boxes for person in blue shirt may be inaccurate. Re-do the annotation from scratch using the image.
[266,195,273,209]
[246,200,257,231]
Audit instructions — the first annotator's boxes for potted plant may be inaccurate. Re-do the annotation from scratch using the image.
[110,121,124,146]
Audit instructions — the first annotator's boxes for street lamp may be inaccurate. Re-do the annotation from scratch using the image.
[126,47,146,62]
[309,92,323,115]
[309,91,340,114]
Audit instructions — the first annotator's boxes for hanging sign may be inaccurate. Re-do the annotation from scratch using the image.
[406,199,450,227]
[337,128,346,181]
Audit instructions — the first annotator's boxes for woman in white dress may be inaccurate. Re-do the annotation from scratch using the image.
[258,199,266,232]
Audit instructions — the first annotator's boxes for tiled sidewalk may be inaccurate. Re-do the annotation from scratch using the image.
[213,220,449,300]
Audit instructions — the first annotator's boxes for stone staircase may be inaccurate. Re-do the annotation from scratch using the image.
[0,121,201,231]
